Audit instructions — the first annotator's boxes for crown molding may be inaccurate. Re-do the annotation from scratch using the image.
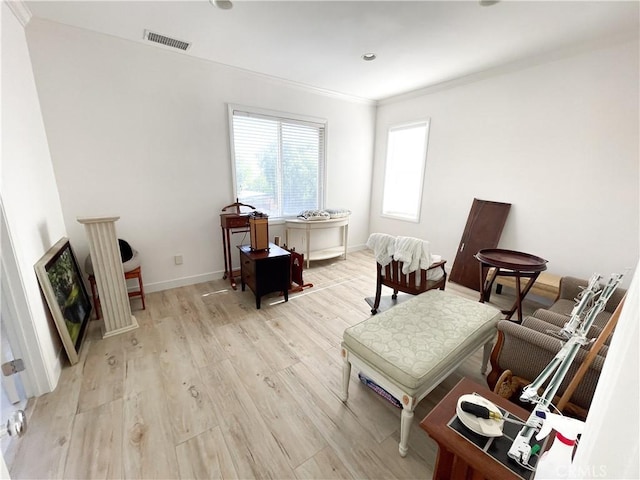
[6,0,33,27]
[379,30,639,106]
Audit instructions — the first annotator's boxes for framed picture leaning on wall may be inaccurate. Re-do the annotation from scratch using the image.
[34,237,92,365]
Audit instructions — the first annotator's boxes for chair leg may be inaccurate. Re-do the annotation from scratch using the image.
[137,269,146,310]
[89,275,101,320]
[125,268,146,310]
[372,278,383,314]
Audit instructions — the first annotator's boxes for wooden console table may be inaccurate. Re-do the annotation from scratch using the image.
[238,243,290,309]
[420,377,535,480]
[284,217,349,269]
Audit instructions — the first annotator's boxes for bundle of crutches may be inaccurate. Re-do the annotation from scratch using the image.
[507,272,625,470]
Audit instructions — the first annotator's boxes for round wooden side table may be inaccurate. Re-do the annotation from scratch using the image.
[475,248,548,322]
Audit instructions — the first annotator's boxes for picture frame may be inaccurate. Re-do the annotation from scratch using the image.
[34,237,92,365]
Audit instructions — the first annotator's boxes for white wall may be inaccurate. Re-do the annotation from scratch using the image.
[1,3,68,393]
[572,262,639,479]
[25,18,375,292]
[371,39,639,286]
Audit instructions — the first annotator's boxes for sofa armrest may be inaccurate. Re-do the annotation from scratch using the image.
[491,320,605,410]
[557,276,626,315]
[557,276,587,302]
[522,316,608,356]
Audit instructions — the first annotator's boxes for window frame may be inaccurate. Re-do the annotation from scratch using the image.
[227,104,328,221]
[380,119,431,223]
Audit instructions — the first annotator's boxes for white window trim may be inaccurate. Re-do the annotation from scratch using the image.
[227,104,328,219]
[381,119,431,223]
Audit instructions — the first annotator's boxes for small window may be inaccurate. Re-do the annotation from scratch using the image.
[381,121,430,222]
[229,105,326,219]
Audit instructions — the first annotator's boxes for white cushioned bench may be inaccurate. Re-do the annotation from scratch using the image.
[340,289,501,456]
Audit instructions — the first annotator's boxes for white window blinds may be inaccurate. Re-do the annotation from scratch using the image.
[230,108,326,218]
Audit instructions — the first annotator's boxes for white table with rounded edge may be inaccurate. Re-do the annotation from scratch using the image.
[284,217,349,269]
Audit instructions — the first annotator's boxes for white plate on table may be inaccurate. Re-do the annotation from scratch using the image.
[456,394,504,437]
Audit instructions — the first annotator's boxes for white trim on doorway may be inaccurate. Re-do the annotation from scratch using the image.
[1,203,53,397]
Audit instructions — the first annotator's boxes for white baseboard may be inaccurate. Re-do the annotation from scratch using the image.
[143,271,224,294]
[138,244,368,294]
[348,244,367,253]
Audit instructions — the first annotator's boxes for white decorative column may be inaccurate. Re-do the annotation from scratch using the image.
[77,216,138,338]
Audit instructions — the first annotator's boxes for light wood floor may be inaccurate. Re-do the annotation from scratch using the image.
[7,249,545,479]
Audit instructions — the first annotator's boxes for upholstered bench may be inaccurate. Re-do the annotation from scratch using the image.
[341,289,501,457]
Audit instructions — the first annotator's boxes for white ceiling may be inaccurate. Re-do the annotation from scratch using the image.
[25,1,640,101]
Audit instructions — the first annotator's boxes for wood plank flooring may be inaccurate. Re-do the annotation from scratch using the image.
[7,249,547,479]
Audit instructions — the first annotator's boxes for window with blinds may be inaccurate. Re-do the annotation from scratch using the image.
[229,106,326,219]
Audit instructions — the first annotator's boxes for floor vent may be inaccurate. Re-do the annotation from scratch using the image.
[144,30,191,51]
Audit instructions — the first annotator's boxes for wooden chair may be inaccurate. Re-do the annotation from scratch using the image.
[88,266,146,319]
[278,246,313,295]
[371,259,447,314]
[288,249,313,293]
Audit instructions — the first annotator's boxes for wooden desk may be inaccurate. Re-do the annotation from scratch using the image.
[420,377,535,480]
[238,243,290,309]
[475,249,548,323]
[220,213,250,289]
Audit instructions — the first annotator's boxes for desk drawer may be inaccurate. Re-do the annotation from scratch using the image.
[222,215,249,228]
[241,256,255,276]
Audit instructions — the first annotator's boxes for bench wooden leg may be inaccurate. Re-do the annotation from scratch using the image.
[341,349,351,401]
[399,405,414,457]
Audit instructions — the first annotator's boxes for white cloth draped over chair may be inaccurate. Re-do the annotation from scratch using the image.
[366,233,395,267]
[367,233,443,278]
[367,233,447,314]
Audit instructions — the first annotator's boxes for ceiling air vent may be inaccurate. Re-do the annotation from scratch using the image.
[143,30,191,51]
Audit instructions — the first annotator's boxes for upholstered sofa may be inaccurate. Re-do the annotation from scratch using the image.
[487,276,626,418]
[539,276,626,329]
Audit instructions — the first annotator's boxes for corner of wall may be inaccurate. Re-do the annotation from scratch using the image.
[6,0,32,27]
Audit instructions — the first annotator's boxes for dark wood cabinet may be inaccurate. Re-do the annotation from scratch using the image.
[449,198,511,291]
[238,243,290,309]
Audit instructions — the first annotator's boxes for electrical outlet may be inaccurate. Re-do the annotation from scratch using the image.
[174,255,183,265]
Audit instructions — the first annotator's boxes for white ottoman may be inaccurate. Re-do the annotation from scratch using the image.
[341,289,501,456]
